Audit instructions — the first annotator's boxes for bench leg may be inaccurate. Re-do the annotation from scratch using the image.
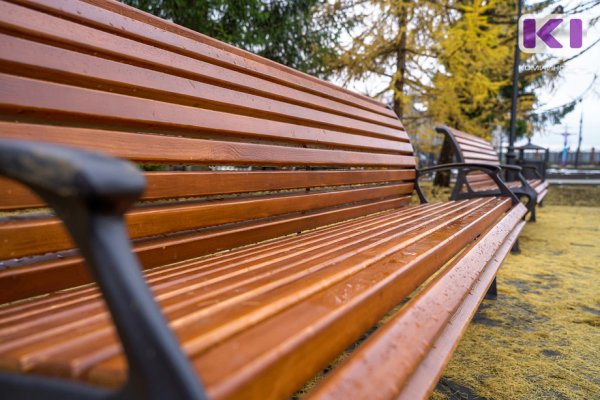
[511,238,521,254]
[528,205,537,222]
[485,277,498,300]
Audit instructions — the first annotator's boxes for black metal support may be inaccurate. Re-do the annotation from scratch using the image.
[511,238,521,254]
[0,139,208,400]
[485,278,498,300]
[417,162,520,303]
[499,164,538,222]
[434,126,540,221]
[434,126,466,163]
[520,165,544,180]
[416,162,519,205]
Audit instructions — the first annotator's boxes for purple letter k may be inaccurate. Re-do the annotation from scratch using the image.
[524,18,563,48]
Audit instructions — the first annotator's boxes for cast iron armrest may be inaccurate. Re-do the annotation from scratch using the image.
[498,163,538,189]
[520,165,544,180]
[498,164,522,172]
[501,164,543,181]
[0,139,207,400]
[415,162,519,205]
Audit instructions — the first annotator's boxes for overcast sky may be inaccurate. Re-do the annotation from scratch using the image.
[522,14,600,151]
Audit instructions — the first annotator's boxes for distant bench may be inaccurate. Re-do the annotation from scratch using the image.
[0,1,526,399]
[436,125,549,222]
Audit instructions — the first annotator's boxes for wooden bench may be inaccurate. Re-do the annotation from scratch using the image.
[436,125,549,222]
[0,1,527,399]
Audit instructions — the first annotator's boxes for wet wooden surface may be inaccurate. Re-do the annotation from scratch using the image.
[0,1,523,399]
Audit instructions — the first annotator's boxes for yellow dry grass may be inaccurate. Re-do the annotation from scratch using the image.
[432,204,600,400]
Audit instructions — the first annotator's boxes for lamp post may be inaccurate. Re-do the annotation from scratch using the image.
[506,0,523,168]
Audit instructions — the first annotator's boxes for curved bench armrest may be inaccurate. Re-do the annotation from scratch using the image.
[498,163,541,190]
[0,139,206,400]
[520,165,544,180]
[416,163,519,205]
[498,163,522,172]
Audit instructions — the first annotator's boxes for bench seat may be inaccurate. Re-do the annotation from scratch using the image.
[0,197,524,400]
[0,1,526,398]
[436,126,548,221]
[472,178,548,203]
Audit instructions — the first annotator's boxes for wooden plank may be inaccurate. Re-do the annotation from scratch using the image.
[450,129,491,146]
[0,2,403,136]
[0,74,409,146]
[0,204,448,362]
[0,204,445,327]
[11,0,398,120]
[0,123,414,167]
[458,143,499,157]
[454,136,495,152]
[0,177,43,211]
[0,184,411,260]
[0,123,415,168]
[537,189,548,203]
[307,203,526,400]
[397,219,526,400]
[0,32,400,132]
[462,151,500,162]
[0,170,416,211]
[82,199,509,399]
[0,197,410,303]
[0,199,493,381]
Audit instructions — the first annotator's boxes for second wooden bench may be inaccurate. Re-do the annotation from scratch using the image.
[436,125,549,221]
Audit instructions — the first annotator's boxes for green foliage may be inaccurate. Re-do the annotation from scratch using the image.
[123,0,340,77]
[529,99,580,127]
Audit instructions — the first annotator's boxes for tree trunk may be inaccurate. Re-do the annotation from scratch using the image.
[393,10,408,119]
[433,136,454,187]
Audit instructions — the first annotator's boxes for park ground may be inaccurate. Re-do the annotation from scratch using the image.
[432,186,600,400]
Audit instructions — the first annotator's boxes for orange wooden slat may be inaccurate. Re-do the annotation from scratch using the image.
[0,1,403,135]
[0,198,503,391]
[0,197,410,303]
[307,203,526,400]
[12,0,398,120]
[396,218,525,400]
[0,74,410,146]
[449,129,491,146]
[0,169,415,211]
[0,122,415,168]
[0,184,411,260]
[0,32,400,132]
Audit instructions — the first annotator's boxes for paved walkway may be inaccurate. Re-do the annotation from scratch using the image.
[547,179,600,185]
[433,205,600,400]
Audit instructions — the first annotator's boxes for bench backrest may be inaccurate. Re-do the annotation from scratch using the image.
[436,126,500,165]
[0,0,414,303]
[435,125,501,191]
